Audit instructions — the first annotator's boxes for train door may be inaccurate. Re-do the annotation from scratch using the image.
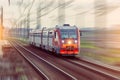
[54,31,60,54]
[48,31,53,51]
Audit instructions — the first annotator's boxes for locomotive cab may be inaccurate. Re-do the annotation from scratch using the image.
[54,24,80,55]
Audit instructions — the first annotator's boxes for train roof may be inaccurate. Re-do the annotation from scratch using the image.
[30,29,41,33]
[55,24,77,29]
[30,24,78,34]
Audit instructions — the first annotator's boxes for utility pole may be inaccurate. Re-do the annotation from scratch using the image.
[26,0,35,39]
[23,18,26,39]
[36,5,41,29]
[8,0,10,6]
[94,0,107,28]
[27,13,30,38]
[94,0,107,48]
[0,7,3,40]
[58,0,65,25]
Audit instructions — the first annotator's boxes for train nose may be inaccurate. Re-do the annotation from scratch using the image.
[62,38,74,44]
[67,40,72,44]
[66,46,74,51]
[60,44,79,55]
[60,38,79,55]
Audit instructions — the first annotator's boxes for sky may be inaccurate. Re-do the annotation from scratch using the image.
[0,0,120,28]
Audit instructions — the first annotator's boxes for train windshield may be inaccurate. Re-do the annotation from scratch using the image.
[60,29,77,39]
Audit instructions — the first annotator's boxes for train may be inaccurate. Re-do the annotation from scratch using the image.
[29,24,80,56]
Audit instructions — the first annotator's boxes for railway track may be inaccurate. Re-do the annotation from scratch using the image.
[68,56,120,75]
[11,39,120,80]
[10,41,49,80]
[63,58,120,79]
[10,40,78,80]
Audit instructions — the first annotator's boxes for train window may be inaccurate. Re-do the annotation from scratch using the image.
[60,29,77,39]
[69,32,77,38]
[49,32,52,34]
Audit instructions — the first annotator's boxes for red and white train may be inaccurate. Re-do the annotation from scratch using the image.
[29,24,80,56]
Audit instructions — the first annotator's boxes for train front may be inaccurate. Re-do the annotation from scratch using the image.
[59,25,80,55]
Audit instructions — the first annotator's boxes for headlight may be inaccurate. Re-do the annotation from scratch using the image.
[68,40,72,44]
[75,40,77,43]
[62,40,64,43]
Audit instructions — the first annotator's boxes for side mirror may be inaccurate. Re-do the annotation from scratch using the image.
[80,30,82,36]
[54,32,56,38]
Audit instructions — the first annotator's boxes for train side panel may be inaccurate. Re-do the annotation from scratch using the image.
[53,30,61,54]
[47,31,54,51]
[34,33,41,47]
[42,31,48,49]
[29,32,34,45]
